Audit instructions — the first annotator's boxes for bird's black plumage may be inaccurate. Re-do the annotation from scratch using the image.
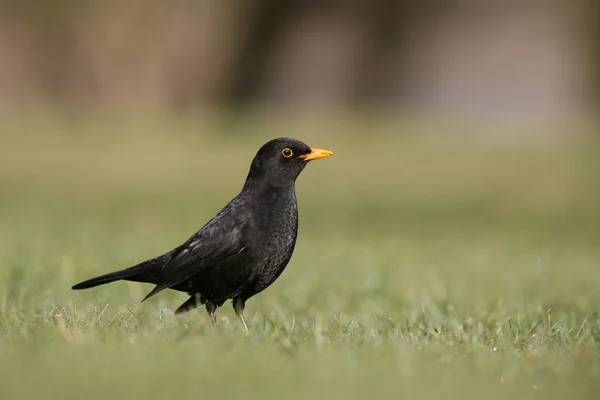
[72,138,333,329]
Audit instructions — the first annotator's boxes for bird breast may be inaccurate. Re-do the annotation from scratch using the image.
[249,188,298,288]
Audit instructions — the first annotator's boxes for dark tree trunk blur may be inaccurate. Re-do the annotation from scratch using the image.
[0,0,596,115]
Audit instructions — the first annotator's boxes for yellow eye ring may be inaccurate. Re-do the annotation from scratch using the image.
[282,148,293,158]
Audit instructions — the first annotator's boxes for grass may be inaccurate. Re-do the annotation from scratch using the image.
[1,111,599,399]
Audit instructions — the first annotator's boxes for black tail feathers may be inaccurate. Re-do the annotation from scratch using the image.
[71,252,173,290]
[72,269,139,290]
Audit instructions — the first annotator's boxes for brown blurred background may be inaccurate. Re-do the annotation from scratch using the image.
[0,0,598,118]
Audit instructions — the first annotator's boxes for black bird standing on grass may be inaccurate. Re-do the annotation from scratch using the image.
[72,138,333,330]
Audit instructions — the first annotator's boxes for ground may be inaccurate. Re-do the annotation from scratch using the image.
[0,111,599,399]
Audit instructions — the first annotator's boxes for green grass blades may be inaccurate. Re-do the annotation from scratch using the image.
[1,112,599,400]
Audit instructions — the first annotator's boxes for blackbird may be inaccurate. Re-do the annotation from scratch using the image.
[72,138,333,330]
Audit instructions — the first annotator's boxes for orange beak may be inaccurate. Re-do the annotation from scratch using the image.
[299,148,334,161]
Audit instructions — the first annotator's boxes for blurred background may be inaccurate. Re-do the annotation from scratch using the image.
[0,0,598,118]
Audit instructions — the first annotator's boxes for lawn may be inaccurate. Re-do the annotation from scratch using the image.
[0,111,599,399]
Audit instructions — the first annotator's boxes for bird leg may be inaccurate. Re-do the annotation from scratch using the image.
[233,297,249,331]
[205,302,218,327]
[175,294,202,314]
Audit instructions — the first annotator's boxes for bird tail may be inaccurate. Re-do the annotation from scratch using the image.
[71,251,173,290]
[71,268,140,290]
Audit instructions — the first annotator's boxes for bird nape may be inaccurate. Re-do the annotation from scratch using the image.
[72,138,334,331]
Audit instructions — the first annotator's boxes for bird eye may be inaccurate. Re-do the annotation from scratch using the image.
[282,148,293,158]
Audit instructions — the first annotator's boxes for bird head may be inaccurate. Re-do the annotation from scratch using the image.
[246,138,334,186]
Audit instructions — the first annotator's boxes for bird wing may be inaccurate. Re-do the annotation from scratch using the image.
[141,205,254,302]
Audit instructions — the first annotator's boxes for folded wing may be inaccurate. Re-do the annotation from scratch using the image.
[141,208,254,301]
